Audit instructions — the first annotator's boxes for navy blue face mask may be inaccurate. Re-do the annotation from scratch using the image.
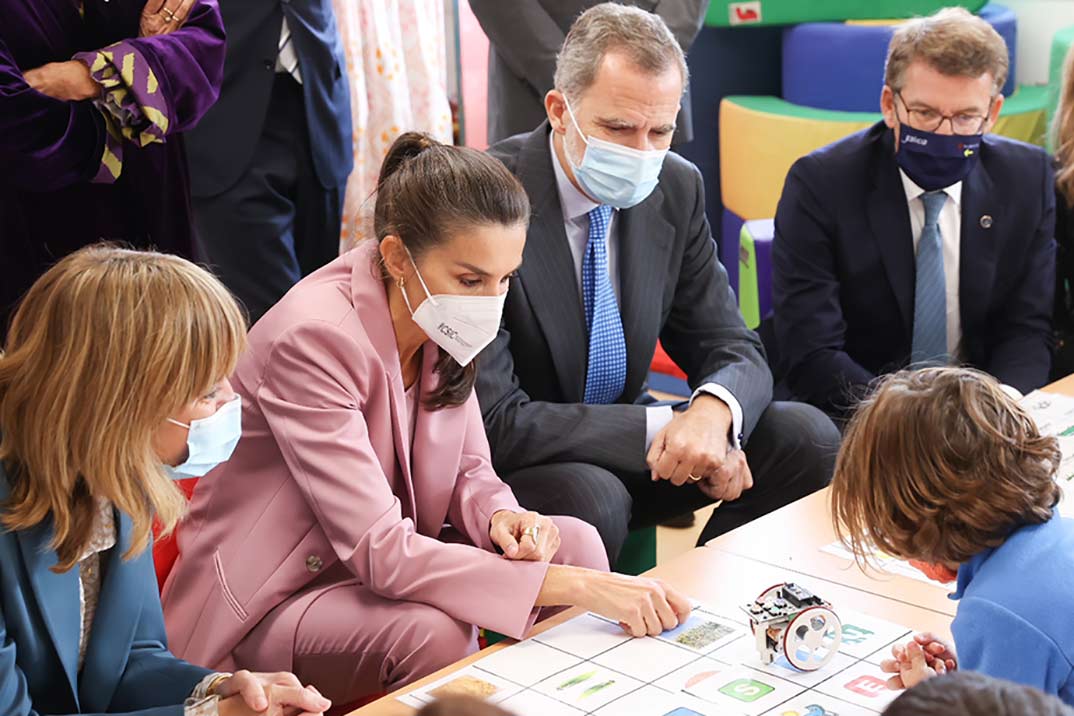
[895,123,982,191]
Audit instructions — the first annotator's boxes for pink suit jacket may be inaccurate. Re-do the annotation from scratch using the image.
[161,243,550,672]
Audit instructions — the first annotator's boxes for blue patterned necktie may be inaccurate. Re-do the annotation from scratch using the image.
[911,190,949,365]
[582,205,627,404]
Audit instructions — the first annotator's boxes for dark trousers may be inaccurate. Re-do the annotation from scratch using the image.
[192,74,344,325]
[501,401,841,565]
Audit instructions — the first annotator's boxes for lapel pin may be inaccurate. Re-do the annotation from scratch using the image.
[980,215,993,229]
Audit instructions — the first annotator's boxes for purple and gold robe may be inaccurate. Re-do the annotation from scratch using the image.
[0,0,225,337]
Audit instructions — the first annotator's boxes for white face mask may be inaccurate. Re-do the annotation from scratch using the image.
[400,254,507,366]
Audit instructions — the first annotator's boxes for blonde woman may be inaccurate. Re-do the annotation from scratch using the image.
[1054,44,1074,377]
[0,246,330,716]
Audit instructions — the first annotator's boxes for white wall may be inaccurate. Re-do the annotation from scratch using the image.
[1004,0,1074,85]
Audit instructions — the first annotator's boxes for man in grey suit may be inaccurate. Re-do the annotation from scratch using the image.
[477,4,841,564]
[469,0,707,146]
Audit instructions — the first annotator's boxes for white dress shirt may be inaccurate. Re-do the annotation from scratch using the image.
[275,17,303,84]
[548,133,743,450]
[900,170,963,359]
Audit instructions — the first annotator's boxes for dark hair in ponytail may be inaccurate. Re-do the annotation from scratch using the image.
[374,132,530,410]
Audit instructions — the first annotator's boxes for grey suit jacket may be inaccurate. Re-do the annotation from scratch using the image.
[469,0,707,146]
[476,122,771,476]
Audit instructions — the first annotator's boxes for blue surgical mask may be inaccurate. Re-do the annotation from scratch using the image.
[563,97,667,209]
[895,123,982,192]
[164,395,242,480]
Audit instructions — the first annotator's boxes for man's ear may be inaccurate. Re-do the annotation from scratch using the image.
[880,85,898,130]
[546,89,569,135]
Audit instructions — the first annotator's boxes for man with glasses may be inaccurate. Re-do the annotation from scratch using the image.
[772,7,1055,423]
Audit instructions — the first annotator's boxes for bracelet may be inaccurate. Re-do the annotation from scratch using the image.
[205,673,231,697]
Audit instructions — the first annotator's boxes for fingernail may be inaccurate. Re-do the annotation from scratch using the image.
[256,697,268,710]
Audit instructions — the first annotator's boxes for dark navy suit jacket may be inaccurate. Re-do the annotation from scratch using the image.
[773,121,1055,420]
[184,0,352,197]
[0,463,209,715]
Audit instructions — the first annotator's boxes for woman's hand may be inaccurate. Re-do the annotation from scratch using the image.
[140,0,196,36]
[214,670,331,716]
[490,510,560,562]
[538,566,692,638]
[23,61,100,101]
[583,572,693,637]
[880,640,946,690]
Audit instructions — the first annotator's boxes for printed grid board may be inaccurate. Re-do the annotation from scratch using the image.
[1021,390,1074,487]
[818,541,955,592]
[398,602,915,716]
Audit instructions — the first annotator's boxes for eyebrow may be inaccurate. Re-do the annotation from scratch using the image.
[455,261,523,276]
[904,99,987,115]
[595,116,636,130]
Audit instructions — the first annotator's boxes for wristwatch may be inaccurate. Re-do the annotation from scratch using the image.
[184,695,220,716]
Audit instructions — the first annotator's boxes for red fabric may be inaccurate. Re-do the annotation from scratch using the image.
[650,341,686,380]
[152,477,199,592]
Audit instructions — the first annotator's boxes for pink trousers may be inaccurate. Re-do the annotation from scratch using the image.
[232,516,608,702]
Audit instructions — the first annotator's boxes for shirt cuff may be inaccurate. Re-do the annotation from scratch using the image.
[645,405,675,451]
[691,383,744,449]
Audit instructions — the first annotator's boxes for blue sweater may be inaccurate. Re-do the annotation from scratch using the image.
[951,514,1074,704]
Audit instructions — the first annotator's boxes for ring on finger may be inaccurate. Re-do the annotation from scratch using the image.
[521,525,540,541]
[162,7,177,21]
[687,474,703,482]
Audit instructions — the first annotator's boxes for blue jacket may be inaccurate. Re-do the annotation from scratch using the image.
[184,0,353,197]
[0,462,210,715]
[773,121,1055,421]
[951,514,1074,704]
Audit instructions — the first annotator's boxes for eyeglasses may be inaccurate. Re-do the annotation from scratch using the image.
[894,91,993,136]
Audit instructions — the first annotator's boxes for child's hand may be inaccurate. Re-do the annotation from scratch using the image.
[913,632,957,673]
[880,640,946,690]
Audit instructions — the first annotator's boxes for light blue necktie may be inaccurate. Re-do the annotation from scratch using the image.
[911,190,949,365]
[582,205,627,404]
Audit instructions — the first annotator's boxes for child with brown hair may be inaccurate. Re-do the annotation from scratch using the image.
[831,367,1074,704]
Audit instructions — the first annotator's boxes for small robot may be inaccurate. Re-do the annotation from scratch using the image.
[742,582,842,671]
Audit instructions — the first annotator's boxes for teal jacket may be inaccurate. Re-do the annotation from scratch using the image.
[0,461,209,715]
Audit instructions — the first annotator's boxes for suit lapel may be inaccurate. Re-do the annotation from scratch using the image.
[618,190,673,397]
[958,159,999,342]
[867,133,915,340]
[515,124,590,401]
[349,246,420,522]
[79,511,144,712]
[15,520,81,706]
[386,363,419,522]
[409,346,456,536]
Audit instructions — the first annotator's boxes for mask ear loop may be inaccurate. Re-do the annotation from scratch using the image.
[561,95,592,175]
[166,417,190,429]
[563,96,590,149]
[400,247,438,315]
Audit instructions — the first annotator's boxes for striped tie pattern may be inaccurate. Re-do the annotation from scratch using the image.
[582,205,627,404]
[276,18,303,84]
[911,190,949,365]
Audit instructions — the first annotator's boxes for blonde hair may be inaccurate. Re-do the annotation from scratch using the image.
[831,367,1060,567]
[1055,44,1074,205]
[884,7,1009,95]
[0,245,247,571]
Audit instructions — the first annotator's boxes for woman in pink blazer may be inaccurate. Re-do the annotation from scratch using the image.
[161,133,692,702]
